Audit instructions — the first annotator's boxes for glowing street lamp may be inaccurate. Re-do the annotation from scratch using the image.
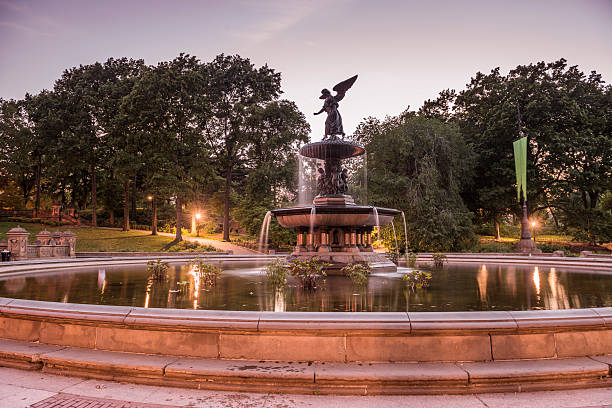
[531,220,537,243]
[195,213,201,237]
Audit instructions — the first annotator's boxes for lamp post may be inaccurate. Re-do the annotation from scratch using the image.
[148,195,157,236]
[531,220,537,243]
[195,213,201,237]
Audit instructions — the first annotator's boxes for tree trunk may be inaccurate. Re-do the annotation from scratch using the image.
[494,218,501,240]
[223,165,232,241]
[109,210,114,225]
[91,163,97,227]
[131,173,137,217]
[175,195,183,242]
[123,180,130,231]
[151,195,157,235]
[34,159,41,217]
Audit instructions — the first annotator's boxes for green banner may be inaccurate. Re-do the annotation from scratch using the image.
[513,136,527,201]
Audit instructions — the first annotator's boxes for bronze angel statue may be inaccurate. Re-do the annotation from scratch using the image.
[314,75,358,140]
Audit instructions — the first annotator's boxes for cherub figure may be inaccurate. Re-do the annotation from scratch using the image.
[314,75,358,140]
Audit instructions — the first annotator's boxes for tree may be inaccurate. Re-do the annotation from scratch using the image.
[203,54,282,241]
[353,113,476,252]
[121,54,211,241]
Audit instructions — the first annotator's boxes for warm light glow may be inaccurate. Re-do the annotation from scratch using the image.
[533,267,540,295]
[531,221,537,227]
[147,195,153,201]
[189,264,201,309]
[195,213,201,220]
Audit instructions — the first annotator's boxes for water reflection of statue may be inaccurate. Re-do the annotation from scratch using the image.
[314,75,358,140]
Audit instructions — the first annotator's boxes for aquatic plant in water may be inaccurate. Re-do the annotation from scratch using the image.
[288,258,328,290]
[341,263,371,286]
[432,253,447,268]
[190,257,222,286]
[403,270,432,291]
[407,252,417,268]
[147,259,169,281]
[265,258,289,287]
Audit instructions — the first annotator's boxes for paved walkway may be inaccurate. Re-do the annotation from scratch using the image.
[1,366,611,408]
[132,229,260,255]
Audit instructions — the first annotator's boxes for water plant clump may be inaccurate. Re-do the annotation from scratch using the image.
[432,253,447,268]
[265,258,289,287]
[341,263,371,286]
[403,270,432,291]
[288,258,328,290]
[190,257,222,286]
[147,259,169,281]
[407,252,417,268]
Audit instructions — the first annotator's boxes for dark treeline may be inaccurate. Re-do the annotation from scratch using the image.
[0,53,310,243]
[1,56,611,250]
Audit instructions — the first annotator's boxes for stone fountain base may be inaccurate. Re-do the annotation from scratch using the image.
[288,250,397,274]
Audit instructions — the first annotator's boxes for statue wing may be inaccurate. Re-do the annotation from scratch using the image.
[332,75,358,101]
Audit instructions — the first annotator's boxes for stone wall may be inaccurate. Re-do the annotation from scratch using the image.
[2,226,75,260]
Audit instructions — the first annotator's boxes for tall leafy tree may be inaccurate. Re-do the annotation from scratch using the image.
[203,54,282,241]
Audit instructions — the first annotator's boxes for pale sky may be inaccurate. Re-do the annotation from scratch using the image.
[1,0,611,140]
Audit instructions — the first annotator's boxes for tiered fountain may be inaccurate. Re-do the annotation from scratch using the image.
[270,75,401,273]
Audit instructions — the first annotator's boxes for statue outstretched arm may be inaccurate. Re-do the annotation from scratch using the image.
[314,107,325,115]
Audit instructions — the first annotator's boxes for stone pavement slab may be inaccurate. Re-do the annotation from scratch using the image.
[477,387,612,408]
[0,383,55,408]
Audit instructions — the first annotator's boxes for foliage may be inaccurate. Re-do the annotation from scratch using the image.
[265,258,289,287]
[287,258,328,290]
[402,270,432,291]
[146,259,169,280]
[407,252,417,268]
[341,263,371,286]
[354,115,476,252]
[474,241,515,253]
[432,253,447,268]
[165,240,218,252]
[190,257,222,286]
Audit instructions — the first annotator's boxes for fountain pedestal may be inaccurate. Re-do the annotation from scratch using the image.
[270,139,401,273]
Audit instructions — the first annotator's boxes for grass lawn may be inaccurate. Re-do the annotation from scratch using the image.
[477,234,573,243]
[0,221,175,252]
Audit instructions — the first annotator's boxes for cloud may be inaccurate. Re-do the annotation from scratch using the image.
[0,20,52,36]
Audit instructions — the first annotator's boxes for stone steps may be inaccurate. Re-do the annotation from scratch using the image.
[0,338,610,395]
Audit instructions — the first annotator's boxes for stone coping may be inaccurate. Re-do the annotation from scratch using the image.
[0,255,610,365]
[0,338,610,395]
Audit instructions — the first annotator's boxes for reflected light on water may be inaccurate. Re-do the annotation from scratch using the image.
[477,265,488,302]
[533,267,541,295]
[189,265,201,310]
[274,288,286,312]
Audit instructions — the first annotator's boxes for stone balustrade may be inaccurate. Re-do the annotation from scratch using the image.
[1,226,75,260]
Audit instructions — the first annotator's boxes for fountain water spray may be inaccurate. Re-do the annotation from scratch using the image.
[309,206,316,248]
[391,220,400,259]
[258,211,272,254]
[401,211,409,259]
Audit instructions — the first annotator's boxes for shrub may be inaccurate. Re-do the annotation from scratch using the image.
[265,258,289,287]
[474,241,515,253]
[287,258,328,290]
[407,252,417,268]
[190,256,222,286]
[403,270,432,291]
[432,253,447,268]
[341,263,371,286]
[165,241,218,252]
[537,242,567,253]
[146,259,169,281]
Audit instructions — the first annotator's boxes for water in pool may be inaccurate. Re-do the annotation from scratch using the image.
[0,262,611,312]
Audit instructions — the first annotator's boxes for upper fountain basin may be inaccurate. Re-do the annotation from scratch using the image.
[271,205,401,228]
[299,139,365,160]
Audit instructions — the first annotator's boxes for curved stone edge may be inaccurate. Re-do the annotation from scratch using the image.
[0,338,611,395]
[0,256,611,363]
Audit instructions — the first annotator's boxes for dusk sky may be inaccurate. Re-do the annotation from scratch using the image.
[1,0,611,140]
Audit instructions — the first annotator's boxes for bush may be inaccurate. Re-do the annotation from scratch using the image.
[165,241,218,252]
[341,263,371,286]
[287,258,328,290]
[146,259,169,281]
[265,258,289,287]
[473,241,515,253]
[190,257,222,286]
[407,252,417,268]
[537,242,567,253]
[432,253,447,268]
[403,270,432,291]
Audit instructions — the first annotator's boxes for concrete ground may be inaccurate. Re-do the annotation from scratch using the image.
[136,230,260,255]
[1,367,611,408]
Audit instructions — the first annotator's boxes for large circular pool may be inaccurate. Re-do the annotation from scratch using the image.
[0,262,611,312]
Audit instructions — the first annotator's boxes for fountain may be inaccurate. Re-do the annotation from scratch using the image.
[270,75,401,272]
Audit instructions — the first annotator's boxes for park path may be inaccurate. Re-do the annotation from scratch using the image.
[133,229,260,255]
